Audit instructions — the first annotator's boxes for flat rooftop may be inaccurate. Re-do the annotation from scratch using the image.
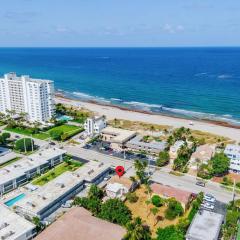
[15,162,111,215]
[34,207,126,240]
[0,204,35,240]
[224,144,240,156]
[0,148,66,185]
[101,126,136,143]
[127,135,166,150]
[186,210,224,240]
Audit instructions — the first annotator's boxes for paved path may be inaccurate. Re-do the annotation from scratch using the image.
[65,145,237,203]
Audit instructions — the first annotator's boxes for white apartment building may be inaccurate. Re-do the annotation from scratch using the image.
[224,144,240,173]
[0,73,55,123]
[84,116,106,136]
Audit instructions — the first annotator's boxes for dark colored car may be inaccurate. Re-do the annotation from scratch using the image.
[196,181,206,187]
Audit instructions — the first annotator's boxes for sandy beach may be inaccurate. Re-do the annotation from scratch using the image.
[56,96,240,143]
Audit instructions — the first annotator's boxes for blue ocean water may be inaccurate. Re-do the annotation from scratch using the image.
[0,47,239,124]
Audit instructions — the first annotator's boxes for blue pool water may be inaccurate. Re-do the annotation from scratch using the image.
[5,193,26,207]
[57,115,73,121]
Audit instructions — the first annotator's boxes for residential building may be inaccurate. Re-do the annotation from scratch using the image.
[0,204,36,240]
[0,73,55,123]
[84,116,106,136]
[186,209,224,240]
[0,148,66,196]
[150,182,192,210]
[101,126,136,151]
[105,175,138,200]
[169,140,185,159]
[15,162,111,220]
[224,144,240,173]
[126,135,166,154]
[190,144,216,169]
[34,207,126,240]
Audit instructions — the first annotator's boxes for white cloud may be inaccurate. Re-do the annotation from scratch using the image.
[162,24,185,34]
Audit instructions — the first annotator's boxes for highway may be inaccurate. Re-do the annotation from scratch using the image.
[64,145,236,203]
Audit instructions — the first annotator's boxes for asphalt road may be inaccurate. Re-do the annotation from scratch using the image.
[65,145,236,204]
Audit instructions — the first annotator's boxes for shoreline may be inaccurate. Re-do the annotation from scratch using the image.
[55,94,240,142]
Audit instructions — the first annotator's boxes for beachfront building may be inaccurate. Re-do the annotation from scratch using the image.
[0,148,66,196]
[101,126,136,151]
[186,209,224,240]
[189,144,216,169]
[34,207,126,240]
[150,182,192,210]
[0,73,55,123]
[84,116,106,136]
[224,144,240,173]
[0,204,36,240]
[126,135,167,154]
[15,162,111,220]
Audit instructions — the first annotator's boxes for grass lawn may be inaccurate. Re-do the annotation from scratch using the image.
[0,157,21,168]
[32,160,83,186]
[5,124,83,141]
[125,186,189,236]
[4,127,50,140]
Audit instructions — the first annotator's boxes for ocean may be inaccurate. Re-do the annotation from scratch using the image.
[0,47,239,124]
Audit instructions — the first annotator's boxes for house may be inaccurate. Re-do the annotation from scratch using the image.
[105,175,138,199]
[190,144,216,169]
[224,144,240,173]
[84,116,106,136]
[101,126,136,151]
[150,182,192,210]
[34,207,126,240]
[186,209,224,240]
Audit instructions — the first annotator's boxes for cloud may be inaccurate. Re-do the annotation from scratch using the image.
[4,11,39,23]
[162,24,184,34]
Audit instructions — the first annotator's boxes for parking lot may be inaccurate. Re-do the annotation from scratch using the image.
[83,141,158,165]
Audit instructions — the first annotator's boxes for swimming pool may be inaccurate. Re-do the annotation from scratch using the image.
[4,193,26,207]
[57,115,73,121]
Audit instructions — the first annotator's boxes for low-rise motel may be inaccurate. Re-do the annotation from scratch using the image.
[15,161,111,220]
[0,148,66,196]
[0,204,36,240]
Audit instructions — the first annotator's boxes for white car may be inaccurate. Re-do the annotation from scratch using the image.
[201,202,214,210]
[204,194,216,203]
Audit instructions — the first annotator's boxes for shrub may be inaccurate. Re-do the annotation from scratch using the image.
[151,195,163,207]
[15,138,34,152]
[49,129,63,141]
[156,151,170,167]
[165,199,184,220]
[126,192,139,203]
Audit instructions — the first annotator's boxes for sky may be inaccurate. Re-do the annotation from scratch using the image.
[0,0,240,47]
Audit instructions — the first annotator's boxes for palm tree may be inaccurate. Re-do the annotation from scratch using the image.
[150,207,159,225]
[150,125,155,136]
[124,217,151,240]
[145,200,151,217]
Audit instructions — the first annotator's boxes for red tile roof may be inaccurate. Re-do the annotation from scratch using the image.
[34,207,126,240]
[150,183,192,205]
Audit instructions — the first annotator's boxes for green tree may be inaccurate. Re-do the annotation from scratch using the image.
[211,152,230,176]
[99,198,132,226]
[151,195,164,207]
[156,225,184,240]
[134,159,148,183]
[165,199,184,220]
[88,184,104,199]
[49,129,63,141]
[15,138,34,152]
[156,151,170,167]
[124,217,151,240]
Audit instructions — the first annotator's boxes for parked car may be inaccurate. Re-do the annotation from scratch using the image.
[196,181,206,187]
[204,194,216,203]
[201,202,214,210]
